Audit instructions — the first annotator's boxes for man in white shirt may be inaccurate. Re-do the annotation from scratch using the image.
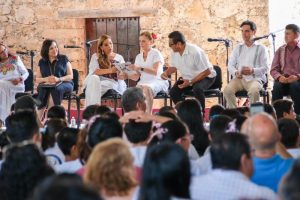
[190,133,277,200]
[224,20,269,108]
[161,31,216,113]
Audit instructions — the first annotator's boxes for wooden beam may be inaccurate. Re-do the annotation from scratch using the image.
[58,8,158,19]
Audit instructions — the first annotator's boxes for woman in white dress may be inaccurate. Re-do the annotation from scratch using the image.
[0,44,29,121]
[83,34,127,107]
[128,32,169,113]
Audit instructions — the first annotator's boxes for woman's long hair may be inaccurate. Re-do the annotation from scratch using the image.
[97,35,112,69]
[177,99,209,156]
[139,142,191,200]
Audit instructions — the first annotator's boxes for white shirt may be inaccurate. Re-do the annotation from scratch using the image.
[44,143,65,167]
[55,159,83,173]
[228,42,269,83]
[130,146,147,168]
[134,48,165,83]
[0,56,29,81]
[188,144,200,160]
[287,148,300,158]
[169,43,216,81]
[193,146,212,176]
[190,169,277,200]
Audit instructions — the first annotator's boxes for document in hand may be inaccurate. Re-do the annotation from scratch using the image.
[114,62,137,76]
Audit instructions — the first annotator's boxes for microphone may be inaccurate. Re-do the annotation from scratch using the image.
[208,38,231,42]
[64,45,81,48]
[16,51,29,55]
[252,35,269,42]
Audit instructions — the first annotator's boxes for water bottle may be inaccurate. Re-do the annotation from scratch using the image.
[70,117,76,128]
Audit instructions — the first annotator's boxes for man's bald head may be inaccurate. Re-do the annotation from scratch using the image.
[242,113,280,152]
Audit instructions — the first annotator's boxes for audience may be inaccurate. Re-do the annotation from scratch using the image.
[32,173,102,200]
[121,87,146,113]
[42,118,68,166]
[124,120,152,168]
[0,143,54,200]
[278,118,300,158]
[190,133,276,200]
[56,127,82,173]
[138,142,191,200]
[273,99,296,119]
[243,113,294,192]
[279,158,300,200]
[208,104,225,121]
[84,138,138,200]
[177,99,209,156]
[47,105,67,122]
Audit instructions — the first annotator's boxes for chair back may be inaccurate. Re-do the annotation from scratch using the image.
[208,65,222,90]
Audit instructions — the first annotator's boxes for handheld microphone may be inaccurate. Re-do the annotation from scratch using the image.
[64,45,81,48]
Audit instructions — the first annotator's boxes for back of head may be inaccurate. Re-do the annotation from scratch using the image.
[264,104,277,119]
[47,105,66,120]
[140,142,191,200]
[85,138,136,197]
[14,95,38,113]
[177,99,208,156]
[221,108,242,119]
[42,119,68,151]
[82,105,99,121]
[278,118,299,148]
[0,143,54,200]
[209,115,232,140]
[57,128,79,156]
[210,133,251,170]
[158,106,177,116]
[280,158,300,200]
[124,120,152,144]
[87,117,122,148]
[5,110,39,143]
[273,99,294,119]
[242,113,279,153]
[121,87,145,113]
[95,105,111,116]
[209,104,225,121]
[33,173,102,200]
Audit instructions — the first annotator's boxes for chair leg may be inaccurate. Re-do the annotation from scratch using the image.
[67,96,71,124]
[164,97,167,106]
[76,96,80,128]
[114,98,117,111]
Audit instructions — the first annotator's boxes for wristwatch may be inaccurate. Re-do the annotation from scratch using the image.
[189,80,193,86]
[140,67,144,72]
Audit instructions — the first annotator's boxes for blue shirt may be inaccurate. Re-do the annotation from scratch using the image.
[251,154,293,192]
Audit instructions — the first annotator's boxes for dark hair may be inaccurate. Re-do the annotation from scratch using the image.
[32,173,102,200]
[14,95,38,113]
[47,105,66,120]
[101,111,120,121]
[158,106,176,115]
[221,108,242,119]
[209,104,225,120]
[124,120,152,144]
[278,118,300,148]
[87,117,122,148]
[264,104,277,118]
[280,158,300,200]
[82,105,98,121]
[121,87,145,113]
[41,39,59,60]
[240,20,257,31]
[57,128,79,156]
[273,100,294,119]
[177,99,209,156]
[0,144,54,200]
[168,31,186,45]
[42,119,68,151]
[286,24,300,34]
[235,115,248,131]
[95,105,111,116]
[5,111,39,143]
[236,106,250,116]
[210,133,251,170]
[149,120,187,146]
[139,143,191,200]
[156,111,179,120]
[209,115,232,140]
[0,131,10,159]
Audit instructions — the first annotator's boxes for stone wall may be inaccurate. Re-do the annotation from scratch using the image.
[0,0,269,107]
